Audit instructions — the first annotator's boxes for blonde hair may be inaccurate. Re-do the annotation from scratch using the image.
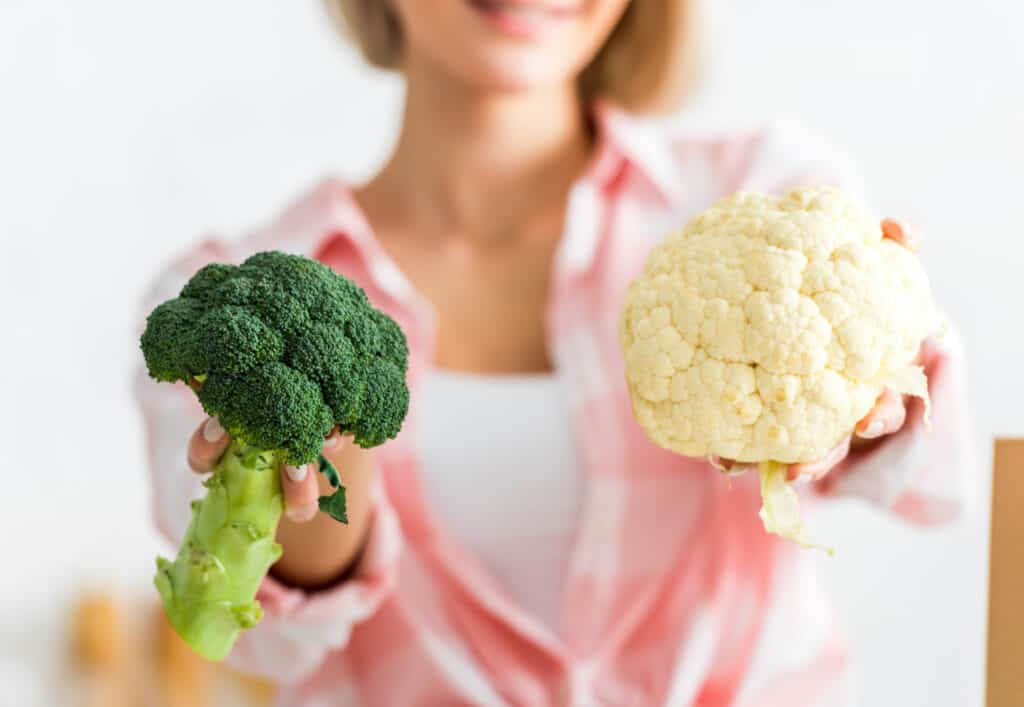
[324,0,699,113]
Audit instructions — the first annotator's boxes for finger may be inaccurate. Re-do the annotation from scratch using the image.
[788,436,852,482]
[187,417,231,474]
[281,462,320,523]
[881,219,922,252]
[856,388,907,439]
[320,427,347,466]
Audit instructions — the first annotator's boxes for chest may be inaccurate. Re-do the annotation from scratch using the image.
[379,230,563,372]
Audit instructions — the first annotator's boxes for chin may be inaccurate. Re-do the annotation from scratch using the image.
[455,49,582,95]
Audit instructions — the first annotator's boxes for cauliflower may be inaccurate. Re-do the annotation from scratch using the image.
[620,186,939,548]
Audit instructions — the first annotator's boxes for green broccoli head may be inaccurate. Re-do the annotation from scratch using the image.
[141,251,411,462]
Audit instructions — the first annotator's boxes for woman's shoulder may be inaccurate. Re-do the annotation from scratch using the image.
[599,103,862,202]
[248,175,364,253]
[663,114,862,197]
[141,176,362,311]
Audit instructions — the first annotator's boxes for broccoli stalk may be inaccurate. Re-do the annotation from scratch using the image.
[154,440,284,660]
[141,251,410,660]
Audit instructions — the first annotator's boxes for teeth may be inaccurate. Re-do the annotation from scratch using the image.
[482,1,553,18]
[504,5,544,15]
[502,6,544,17]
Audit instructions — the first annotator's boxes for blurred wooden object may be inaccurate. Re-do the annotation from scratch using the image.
[152,601,278,707]
[70,591,129,707]
[225,667,277,706]
[986,439,1024,707]
[72,592,124,669]
[70,590,276,706]
[155,606,211,707]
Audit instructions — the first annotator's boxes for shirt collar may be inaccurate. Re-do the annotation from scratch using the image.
[590,100,686,207]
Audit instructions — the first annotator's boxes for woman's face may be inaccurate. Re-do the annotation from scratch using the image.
[389,0,632,94]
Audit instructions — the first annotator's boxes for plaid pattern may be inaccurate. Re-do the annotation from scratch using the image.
[137,104,972,707]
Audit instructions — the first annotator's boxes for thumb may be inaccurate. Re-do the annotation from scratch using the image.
[280,463,320,523]
[187,417,231,474]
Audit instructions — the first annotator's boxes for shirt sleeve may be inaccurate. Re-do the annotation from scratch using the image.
[135,238,403,684]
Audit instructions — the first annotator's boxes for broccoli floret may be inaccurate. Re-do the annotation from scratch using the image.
[140,298,209,382]
[141,250,410,458]
[198,363,334,464]
[141,250,411,661]
[371,309,410,373]
[180,262,237,300]
[286,322,363,429]
[351,360,410,447]
[196,305,285,376]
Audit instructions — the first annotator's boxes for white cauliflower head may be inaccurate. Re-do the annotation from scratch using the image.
[621,186,938,465]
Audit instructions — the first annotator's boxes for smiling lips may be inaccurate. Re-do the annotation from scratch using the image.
[467,0,579,40]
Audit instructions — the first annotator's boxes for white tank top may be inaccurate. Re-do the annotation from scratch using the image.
[416,370,584,633]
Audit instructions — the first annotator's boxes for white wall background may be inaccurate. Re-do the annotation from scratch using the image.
[1,1,1020,705]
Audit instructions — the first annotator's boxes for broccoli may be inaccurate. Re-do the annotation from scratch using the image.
[141,250,410,661]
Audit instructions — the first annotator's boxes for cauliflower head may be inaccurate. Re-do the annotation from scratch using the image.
[621,186,938,466]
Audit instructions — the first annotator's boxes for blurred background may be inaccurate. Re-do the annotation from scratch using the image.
[1,0,1020,705]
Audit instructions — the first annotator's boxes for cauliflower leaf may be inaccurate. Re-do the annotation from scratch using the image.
[758,461,833,554]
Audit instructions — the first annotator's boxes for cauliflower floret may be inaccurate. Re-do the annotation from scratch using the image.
[621,187,940,547]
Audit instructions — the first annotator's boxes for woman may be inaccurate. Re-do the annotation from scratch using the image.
[139,1,973,704]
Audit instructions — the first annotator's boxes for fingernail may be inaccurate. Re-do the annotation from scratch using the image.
[203,417,225,442]
[858,420,885,439]
[322,435,339,449]
[285,464,308,482]
[286,504,317,522]
[792,475,812,486]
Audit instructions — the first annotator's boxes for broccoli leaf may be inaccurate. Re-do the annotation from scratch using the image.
[317,453,348,523]
[318,487,348,524]
[318,453,341,488]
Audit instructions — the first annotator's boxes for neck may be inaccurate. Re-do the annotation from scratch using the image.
[369,60,593,242]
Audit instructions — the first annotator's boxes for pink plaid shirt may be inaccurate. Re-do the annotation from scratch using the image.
[137,103,973,707]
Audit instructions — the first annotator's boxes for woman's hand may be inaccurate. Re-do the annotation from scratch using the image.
[186,416,378,589]
[786,386,908,482]
[717,218,922,484]
[187,417,342,522]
